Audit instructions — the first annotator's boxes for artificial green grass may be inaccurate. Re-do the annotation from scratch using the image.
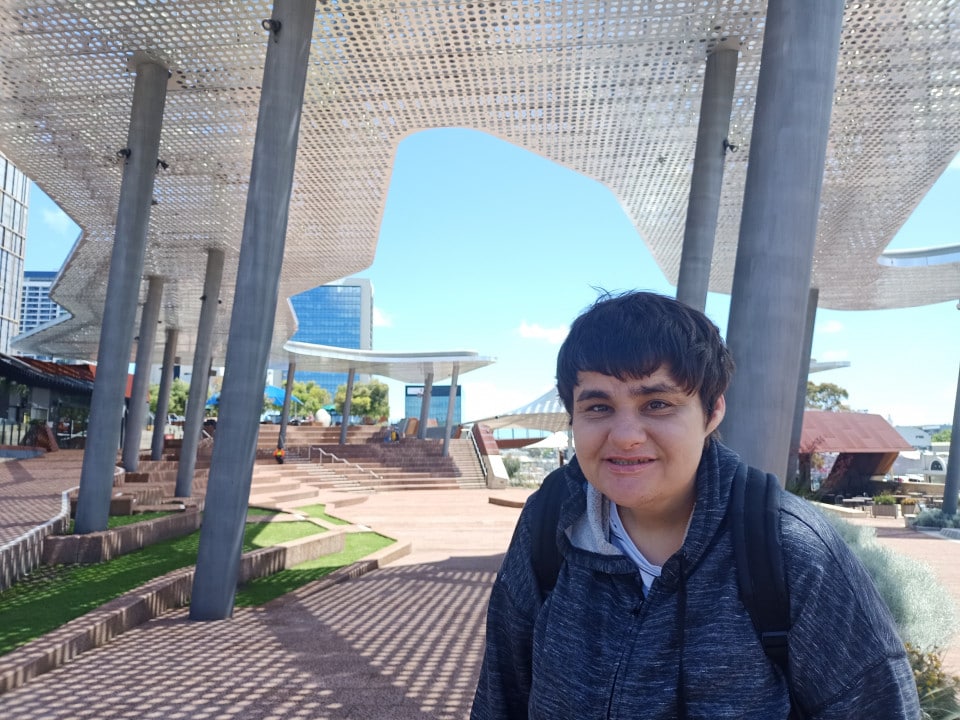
[246,507,280,518]
[234,532,394,607]
[0,520,323,656]
[290,503,351,525]
[65,511,174,534]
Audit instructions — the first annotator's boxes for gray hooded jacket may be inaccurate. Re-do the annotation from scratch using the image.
[471,440,920,719]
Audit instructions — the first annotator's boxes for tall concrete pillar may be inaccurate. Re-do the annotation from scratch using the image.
[339,368,356,445]
[277,361,296,451]
[786,288,819,486]
[719,0,845,481]
[441,363,460,457]
[122,275,164,472]
[151,328,179,460]
[190,0,317,620]
[940,359,960,515]
[417,372,434,440]
[74,60,168,534]
[175,248,225,497]
[676,46,739,312]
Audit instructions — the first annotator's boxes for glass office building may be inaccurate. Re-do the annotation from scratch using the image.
[20,270,66,336]
[0,154,28,355]
[287,278,372,399]
[404,384,462,427]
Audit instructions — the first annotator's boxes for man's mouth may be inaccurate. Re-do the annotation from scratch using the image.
[608,458,653,466]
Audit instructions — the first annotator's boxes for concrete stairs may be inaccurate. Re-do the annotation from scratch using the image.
[108,424,488,509]
[253,424,487,492]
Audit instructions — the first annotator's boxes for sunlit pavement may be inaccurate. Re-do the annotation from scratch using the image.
[0,475,534,720]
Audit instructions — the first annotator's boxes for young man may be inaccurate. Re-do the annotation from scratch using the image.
[471,291,919,719]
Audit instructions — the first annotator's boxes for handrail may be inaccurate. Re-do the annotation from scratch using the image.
[308,445,382,481]
[466,428,487,479]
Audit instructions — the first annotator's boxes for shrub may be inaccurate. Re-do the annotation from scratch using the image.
[915,510,960,530]
[824,512,960,715]
[875,493,897,505]
[906,644,960,720]
[824,513,959,651]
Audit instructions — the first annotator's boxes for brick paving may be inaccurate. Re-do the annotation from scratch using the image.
[0,451,84,545]
[1,453,959,718]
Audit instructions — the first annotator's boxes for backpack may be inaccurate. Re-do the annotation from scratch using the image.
[530,458,795,711]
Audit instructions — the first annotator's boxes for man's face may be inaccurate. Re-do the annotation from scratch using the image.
[570,367,725,519]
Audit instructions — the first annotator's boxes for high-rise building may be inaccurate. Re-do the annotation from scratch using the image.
[19,270,67,336]
[0,154,28,355]
[287,278,373,399]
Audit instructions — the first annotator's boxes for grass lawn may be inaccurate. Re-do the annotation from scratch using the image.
[234,532,394,606]
[66,511,174,534]
[289,503,351,525]
[0,520,325,657]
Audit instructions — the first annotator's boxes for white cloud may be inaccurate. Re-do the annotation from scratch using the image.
[517,321,568,345]
[819,349,849,362]
[372,306,392,327]
[42,207,74,235]
[818,320,844,334]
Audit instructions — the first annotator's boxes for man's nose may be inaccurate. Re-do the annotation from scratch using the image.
[609,413,647,445]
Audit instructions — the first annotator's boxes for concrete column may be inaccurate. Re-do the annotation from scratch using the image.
[719,0,845,481]
[417,372,435,440]
[676,46,739,312]
[151,328,179,460]
[339,368,356,445]
[786,288,819,486]
[441,363,460,457]
[940,359,960,515]
[278,361,296,451]
[190,0,316,621]
[122,275,164,472]
[175,248,225,497]
[74,60,168,534]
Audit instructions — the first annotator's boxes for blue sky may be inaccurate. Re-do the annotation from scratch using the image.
[26,128,960,427]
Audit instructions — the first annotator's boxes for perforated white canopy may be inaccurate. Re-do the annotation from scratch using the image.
[1,1,958,365]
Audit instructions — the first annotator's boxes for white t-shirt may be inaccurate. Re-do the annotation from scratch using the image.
[608,500,662,594]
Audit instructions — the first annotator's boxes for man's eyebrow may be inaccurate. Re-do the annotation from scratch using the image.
[574,388,610,403]
[630,381,684,396]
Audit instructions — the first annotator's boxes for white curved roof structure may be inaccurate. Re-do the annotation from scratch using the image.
[1,1,958,364]
[471,388,569,433]
[282,341,495,384]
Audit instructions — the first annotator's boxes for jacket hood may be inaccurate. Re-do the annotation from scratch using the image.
[558,438,742,580]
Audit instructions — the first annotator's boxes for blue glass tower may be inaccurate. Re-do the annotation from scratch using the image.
[287,278,372,399]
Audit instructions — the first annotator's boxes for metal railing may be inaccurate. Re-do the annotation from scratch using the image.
[307,445,382,481]
[466,428,488,479]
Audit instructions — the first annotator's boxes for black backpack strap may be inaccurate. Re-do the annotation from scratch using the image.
[731,461,791,677]
[530,463,571,600]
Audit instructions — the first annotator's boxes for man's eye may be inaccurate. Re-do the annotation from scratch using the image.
[647,400,670,411]
[584,404,610,413]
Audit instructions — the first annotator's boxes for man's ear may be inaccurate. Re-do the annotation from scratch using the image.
[706,394,726,434]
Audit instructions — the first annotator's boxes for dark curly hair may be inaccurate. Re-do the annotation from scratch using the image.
[556,291,734,422]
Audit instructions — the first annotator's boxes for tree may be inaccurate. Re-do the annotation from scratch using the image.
[334,379,390,421]
[290,380,331,417]
[148,378,190,417]
[806,381,850,412]
[932,428,952,443]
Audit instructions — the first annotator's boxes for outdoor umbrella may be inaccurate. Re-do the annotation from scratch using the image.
[206,387,302,406]
[263,385,303,405]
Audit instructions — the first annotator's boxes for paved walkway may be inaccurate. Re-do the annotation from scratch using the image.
[1,453,960,718]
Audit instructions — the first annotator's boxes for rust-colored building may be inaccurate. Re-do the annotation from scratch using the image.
[800,410,913,495]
